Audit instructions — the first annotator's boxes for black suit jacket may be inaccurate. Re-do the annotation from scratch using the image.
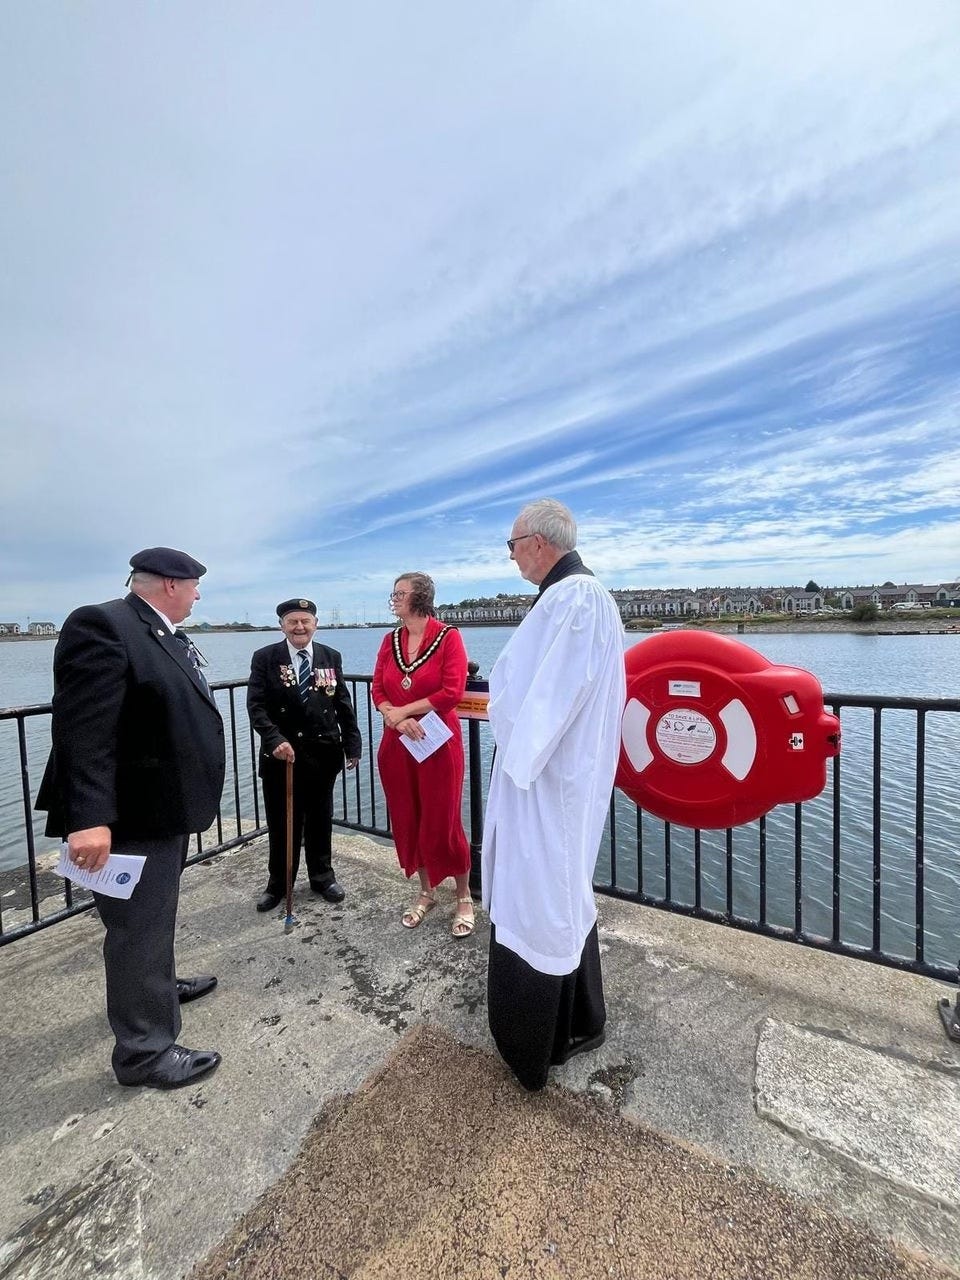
[36,594,226,838]
[246,640,362,774]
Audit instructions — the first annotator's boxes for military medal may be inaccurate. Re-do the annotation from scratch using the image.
[391,625,452,691]
[311,667,338,695]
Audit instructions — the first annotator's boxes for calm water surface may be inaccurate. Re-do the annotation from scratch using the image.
[2,627,958,969]
[4,625,957,703]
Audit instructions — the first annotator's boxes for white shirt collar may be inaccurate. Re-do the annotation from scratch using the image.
[141,599,177,634]
[286,639,312,666]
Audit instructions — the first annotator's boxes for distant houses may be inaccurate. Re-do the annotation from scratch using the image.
[436,580,960,624]
[0,621,57,636]
[839,583,960,610]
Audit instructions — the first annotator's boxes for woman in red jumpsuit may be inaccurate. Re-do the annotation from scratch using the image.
[372,572,474,936]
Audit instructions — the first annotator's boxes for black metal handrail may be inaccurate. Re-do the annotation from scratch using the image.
[2,685,958,987]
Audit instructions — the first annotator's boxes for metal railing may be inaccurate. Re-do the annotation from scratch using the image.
[2,683,958,988]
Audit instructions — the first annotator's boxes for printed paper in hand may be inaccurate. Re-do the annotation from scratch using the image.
[55,844,146,899]
[399,710,453,763]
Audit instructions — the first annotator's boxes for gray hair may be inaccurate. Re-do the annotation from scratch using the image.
[129,570,165,593]
[516,499,577,552]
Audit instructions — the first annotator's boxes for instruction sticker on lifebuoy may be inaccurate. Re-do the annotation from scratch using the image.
[654,708,717,765]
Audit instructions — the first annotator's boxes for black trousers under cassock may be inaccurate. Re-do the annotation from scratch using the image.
[487,922,605,1092]
[261,743,343,895]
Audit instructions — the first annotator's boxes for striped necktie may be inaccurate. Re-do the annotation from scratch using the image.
[297,649,311,703]
[174,629,209,692]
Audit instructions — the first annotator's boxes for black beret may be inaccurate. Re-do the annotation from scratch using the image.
[277,598,317,619]
[129,547,207,578]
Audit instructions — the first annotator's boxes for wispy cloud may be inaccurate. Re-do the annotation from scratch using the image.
[1,0,957,620]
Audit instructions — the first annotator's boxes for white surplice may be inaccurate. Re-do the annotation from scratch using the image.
[481,574,627,975]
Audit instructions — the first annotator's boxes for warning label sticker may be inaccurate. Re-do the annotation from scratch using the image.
[668,679,701,697]
[654,708,717,765]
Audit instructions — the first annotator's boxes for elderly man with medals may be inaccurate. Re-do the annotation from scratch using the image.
[247,599,362,913]
[481,499,627,1091]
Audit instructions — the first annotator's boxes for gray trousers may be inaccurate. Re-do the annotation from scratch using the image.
[93,833,188,1080]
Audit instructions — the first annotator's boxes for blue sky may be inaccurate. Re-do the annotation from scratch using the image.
[2,1,958,626]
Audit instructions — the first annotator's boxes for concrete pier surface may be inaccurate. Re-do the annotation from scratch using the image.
[1,833,958,1279]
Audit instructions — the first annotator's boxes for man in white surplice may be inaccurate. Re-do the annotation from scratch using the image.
[482,498,626,1091]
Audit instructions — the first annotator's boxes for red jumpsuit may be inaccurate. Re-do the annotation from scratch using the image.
[371,619,471,886]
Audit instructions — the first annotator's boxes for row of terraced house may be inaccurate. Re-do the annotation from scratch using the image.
[0,622,57,636]
[437,580,960,624]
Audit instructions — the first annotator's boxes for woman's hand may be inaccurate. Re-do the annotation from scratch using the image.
[395,715,426,741]
[382,705,411,731]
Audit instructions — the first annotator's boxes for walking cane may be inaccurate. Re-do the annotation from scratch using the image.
[284,757,298,933]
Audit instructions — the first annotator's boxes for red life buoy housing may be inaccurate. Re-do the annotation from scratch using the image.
[615,630,840,829]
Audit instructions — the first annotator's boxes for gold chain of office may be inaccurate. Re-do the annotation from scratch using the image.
[391,625,451,680]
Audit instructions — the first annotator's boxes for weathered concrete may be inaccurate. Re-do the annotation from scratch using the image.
[755,1020,960,1212]
[0,833,958,1279]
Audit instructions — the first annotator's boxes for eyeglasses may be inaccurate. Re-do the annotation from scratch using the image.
[506,533,537,553]
[389,590,408,600]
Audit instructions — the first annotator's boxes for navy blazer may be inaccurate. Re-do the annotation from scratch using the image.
[36,593,226,839]
[246,640,362,773]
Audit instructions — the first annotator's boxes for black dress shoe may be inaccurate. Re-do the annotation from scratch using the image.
[256,890,283,912]
[117,1044,222,1090]
[315,881,345,903]
[176,975,217,1004]
[552,1029,606,1066]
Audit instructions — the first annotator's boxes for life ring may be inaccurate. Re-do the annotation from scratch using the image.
[615,630,840,829]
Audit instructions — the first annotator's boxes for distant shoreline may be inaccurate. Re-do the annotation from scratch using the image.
[441,616,960,636]
[0,626,279,641]
[3,618,958,641]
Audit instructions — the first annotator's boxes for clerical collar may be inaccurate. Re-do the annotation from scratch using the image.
[534,550,592,604]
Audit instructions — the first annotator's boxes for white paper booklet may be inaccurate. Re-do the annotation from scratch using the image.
[55,845,146,899]
[399,710,454,763]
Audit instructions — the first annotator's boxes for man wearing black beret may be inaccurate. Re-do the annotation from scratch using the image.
[36,547,226,1088]
[247,599,361,912]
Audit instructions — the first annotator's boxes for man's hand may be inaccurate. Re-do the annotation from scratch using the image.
[273,742,296,763]
[345,757,360,770]
[67,827,112,873]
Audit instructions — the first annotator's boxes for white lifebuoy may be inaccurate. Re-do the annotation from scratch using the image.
[617,630,840,829]
[717,699,757,780]
[621,698,652,773]
[621,696,758,779]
